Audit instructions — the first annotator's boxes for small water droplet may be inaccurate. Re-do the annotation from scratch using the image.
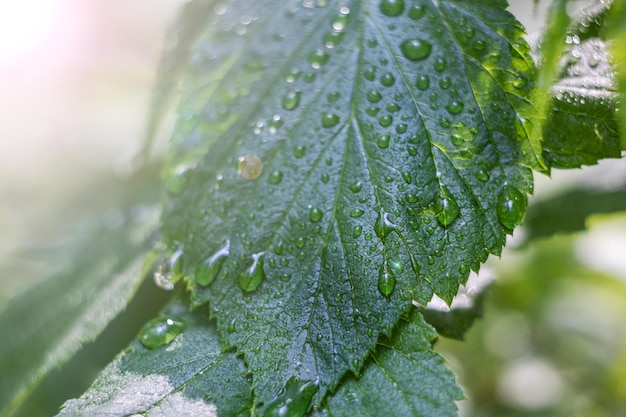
[367,90,383,103]
[239,252,265,292]
[400,38,432,61]
[446,101,464,115]
[350,208,365,218]
[396,123,407,134]
[496,184,527,230]
[378,263,396,297]
[374,211,396,240]
[350,181,362,193]
[416,74,430,90]
[165,164,192,195]
[308,49,330,68]
[401,171,412,184]
[153,247,184,291]
[282,89,301,110]
[269,170,284,184]
[238,154,263,180]
[309,206,323,222]
[408,4,425,19]
[377,134,391,148]
[228,318,237,333]
[378,115,393,127]
[475,169,489,182]
[321,173,330,183]
[379,0,404,17]
[353,225,363,238]
[364,66,377,81]
[380,73,395,86]
[139,317,186,349]
[321,112,340,128]
[196,240,230,286]
[434,187,460,227]
[294,145,306,158]
[434,57,447,72]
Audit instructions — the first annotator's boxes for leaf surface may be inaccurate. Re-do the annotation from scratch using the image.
[162,0,536,406]
[315,309,463,417]
[0,169,161,417]
[57,299,252,417]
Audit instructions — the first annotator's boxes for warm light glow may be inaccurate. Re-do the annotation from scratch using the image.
[0,0,59,65]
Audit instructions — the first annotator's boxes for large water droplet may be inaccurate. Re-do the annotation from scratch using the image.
[321,112,340,128]
[374,211,396,240]
[139,317,186,349]
[264,377,319,417]
[238,154,263,180]
[153,247,184,291]
[282,90,301,110]
[400,39,432,61]
[379,0,404,16]
[378,263,396,297]
[196,240,230,286]
[239,252,265,292]
[434,187,460,227]
[496,184,527,230]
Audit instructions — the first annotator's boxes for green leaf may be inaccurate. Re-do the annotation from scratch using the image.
[605,0,626,149]
[315,309,463,416]
[56,299,252,417]
[541,1,621,169]
[162,0,536,406]
[0,168,160,417]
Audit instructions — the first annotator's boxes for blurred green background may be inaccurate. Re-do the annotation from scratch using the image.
[0,1,624,416]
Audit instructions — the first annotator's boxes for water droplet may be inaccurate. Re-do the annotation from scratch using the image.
[475,169,489,182]
[282,89,301,110]
[378,115,393,127]
[416,74,430,90]
[378,264,396,297]
[353,225,363,238]
[408,4,425,19]
[374,211,396,240]
[377,134,391,148]
[350,208,365,218]
[139,317,186,349]
[196,240,230,286]
[309,206,323,222]
[401,171,412,184]
[400,39,432,61]
[264,377,319,417]
[473,39,486,50]
[380,73,395,86]
[434,57,447,72]
[396,123,407,134]
[496,184,527,230]
[321,173,330,183]
[239,252,265,292]
[324,31,345,48]
[434,187,460,227]
[364,66,377,81]
[308,49,330,68]
[238,154,264,180]
[269,170,284,184]
[228,318,237,333]
[350,181,362,193]
[389,257,404,275]
[321,112,340,128]
[379,0,404,17]
[153,247,184,291]
[294,145,306,158]
[367,90,383,103]
[439,77,451,89]
[165,164,192,195]
[446,101,464,115]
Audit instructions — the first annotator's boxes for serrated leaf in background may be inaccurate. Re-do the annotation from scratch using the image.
[160,0,537,407]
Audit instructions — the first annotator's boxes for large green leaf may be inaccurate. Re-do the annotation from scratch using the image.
[541,0,621,169]
[56,299,252,417]
[315,309,463,417]
[162,0,536,406]
[0,168,160,417]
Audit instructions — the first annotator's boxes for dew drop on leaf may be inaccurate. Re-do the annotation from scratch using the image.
[416,74,430,90]
[264,377,319,417]
[400,39,432,61]
[309,207,323,222]
[308,49,330,69]
[350,181,362,193]
[195,240,230,286]
[378,115,393,127]
[238,154,263,180]
[378,263,396,297]
[408,4,426,19]
[379,0,404,17]
[165,164,191,195]
[239,252,265,293]
[374,211,396,240]
[321,112,340,128]
[434,187,460,227]
[446,100,464,115]
[294,145,306,158]
[269,170,284,185]
[367,90,383,103]
[496,184,527,230]
[139,317,186,349]
[282,89,301,110]
[434,57,447,72]
[377,134,391,148]
[380,73,395,86]
[153,247,184,291]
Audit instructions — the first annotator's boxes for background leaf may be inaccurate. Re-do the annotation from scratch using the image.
[161,0,536,407]
[0,167,161,417]
[57,299,252,417]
